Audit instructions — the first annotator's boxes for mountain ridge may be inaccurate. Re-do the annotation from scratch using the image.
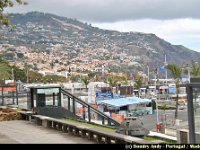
[1,11,200,70]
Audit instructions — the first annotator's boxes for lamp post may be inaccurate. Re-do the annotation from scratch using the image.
[155,68,160,131]
[12,68,14,82]
[26,63,29,83]
[147,65,150,84]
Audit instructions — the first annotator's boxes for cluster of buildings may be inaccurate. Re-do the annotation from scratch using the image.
[0,43,146,79]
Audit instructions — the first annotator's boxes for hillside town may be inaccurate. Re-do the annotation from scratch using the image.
[0,8,200,144]
[0,43,147,80]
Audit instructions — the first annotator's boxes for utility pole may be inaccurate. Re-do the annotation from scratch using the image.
[165,55,168,100]
[155,68,160,131]
[26,63,29,83]
[147,65,150,84]
[12,68,14,81]
[165,55,168,86]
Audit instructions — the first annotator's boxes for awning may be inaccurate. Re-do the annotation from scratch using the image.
[159,86,168,90]
[97,97,151,107]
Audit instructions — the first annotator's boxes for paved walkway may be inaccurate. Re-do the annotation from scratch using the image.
[0,120,95,144]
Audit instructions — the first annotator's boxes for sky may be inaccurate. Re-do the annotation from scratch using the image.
[6,0,200,52]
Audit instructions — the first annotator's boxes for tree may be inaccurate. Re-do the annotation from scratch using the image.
[134,76,144,97]
[0,0,27,25]
[81,75,90,89]
[49,60,55,70]
[120,74,129,95]
[105,76,118,88]
[191,62,200,77]
[167,64,182,119]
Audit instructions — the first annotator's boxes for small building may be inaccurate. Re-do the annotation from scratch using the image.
[96,97,152,118]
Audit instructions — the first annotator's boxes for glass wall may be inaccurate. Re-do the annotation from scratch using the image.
[193,88,200,143]
[187,84,200,144]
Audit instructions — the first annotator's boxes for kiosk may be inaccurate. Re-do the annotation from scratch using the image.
[187,78,200,143]
[28,85,61,109]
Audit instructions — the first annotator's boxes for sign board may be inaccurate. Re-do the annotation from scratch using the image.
[96,92,113,98]
[5,80,14,85]
[37,88,59,94]
[168,84,176,94]
[0,86,16,92]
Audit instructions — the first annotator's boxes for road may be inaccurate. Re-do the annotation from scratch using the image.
[141,108,188,131]
[0,120,95,144]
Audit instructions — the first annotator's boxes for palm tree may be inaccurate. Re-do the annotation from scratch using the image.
[191,62,200,77]
[105,76,118,88]
[81,75,90,90]
[134,76,144,97]
[121,74,129,95]
[167,64,182,119]
[105,76,119,94]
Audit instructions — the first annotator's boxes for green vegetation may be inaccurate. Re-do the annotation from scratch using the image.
[134,75,145,97]
[167,64,182,119]
[81,75,90,89]
[151,99,156,110]
[144,136,176,144]
[160,104,169,112]
[64,118,176,144]
[0,57,67,84]
[64,118,116,133]
[191,62,200,77]
[0,0,27,25]
[105,76,119,87]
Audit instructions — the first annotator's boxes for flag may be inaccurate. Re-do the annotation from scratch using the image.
[159,66,165,72]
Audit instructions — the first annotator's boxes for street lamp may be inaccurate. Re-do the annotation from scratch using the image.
[154,68,160,132]
[25,63,29,83]
[12,68,14,82]
[147,65,150,84]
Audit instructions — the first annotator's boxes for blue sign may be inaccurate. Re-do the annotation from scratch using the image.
[96,92,113,98]
[168,85,176,94]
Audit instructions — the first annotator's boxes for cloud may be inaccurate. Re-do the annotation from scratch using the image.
[6,0,200,22]
[92,18,200,51]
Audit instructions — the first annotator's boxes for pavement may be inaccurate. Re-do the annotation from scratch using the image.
[0,120,95,144]
[138,109,188,131]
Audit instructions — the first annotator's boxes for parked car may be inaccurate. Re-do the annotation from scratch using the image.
[116,117,149,138]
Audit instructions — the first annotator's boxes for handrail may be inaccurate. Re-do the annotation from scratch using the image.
[61,89,121,127]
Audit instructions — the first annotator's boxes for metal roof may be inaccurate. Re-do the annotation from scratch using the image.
[97,97,151,107]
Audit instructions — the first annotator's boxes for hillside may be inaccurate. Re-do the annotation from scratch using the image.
[0,12,200,71]
[0,58,67,83]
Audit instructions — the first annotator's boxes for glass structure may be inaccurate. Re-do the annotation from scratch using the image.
[187,78,200,143]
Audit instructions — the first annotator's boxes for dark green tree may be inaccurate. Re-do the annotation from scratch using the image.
[191,62,200,77]
[105,76,119,88]
[134,75,144,97]
[0,0,27,25]
[81,75,90,89]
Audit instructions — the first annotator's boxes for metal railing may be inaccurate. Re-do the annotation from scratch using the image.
[61,89,121,127]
